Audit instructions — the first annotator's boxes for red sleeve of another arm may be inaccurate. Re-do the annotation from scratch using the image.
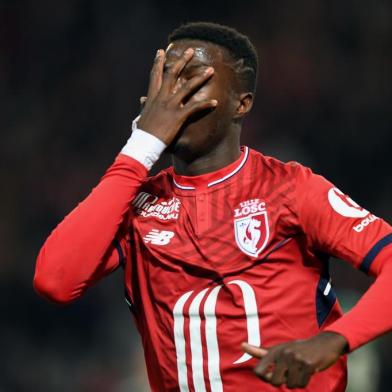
[292,163,392,351]
[33,154,147,304]
[325,244,392,351]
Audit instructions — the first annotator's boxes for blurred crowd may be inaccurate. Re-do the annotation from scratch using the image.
[1,0,391,391]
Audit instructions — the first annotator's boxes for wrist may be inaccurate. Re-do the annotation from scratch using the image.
[316,331,349,355]
[121,116,167,170]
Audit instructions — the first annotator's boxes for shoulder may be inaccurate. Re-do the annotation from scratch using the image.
[248,147,313,181]
[138,167,173,196]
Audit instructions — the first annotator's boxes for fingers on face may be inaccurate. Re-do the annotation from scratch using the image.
[184,98,218,118]
[160,48,195,95]
[172,67,214,105]
[145,47,216,119]
[147,47,216,113]
[147,49,165,100]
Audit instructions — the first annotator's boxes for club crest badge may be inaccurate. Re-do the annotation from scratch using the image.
[234,199,269,257]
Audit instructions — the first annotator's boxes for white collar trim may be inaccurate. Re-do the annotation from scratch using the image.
[172,147,249,190]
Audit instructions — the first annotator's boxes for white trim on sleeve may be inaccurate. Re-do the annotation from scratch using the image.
[121,116,167,170]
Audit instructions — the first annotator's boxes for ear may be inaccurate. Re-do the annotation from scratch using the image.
[233,92,254,120]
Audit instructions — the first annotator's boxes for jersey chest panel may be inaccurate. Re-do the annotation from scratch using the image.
[130,179,292,276]
[128,179,325,334]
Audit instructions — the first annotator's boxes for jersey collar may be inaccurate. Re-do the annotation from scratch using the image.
[171,146,249,191]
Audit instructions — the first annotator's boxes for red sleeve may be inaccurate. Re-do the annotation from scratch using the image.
[33,154,147,304]
[325,244,392,351]
[292,164,392,350]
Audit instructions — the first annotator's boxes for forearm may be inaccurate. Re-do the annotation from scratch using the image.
[34,126,166,303]
[34,154,146,303]
[325,244,392,351]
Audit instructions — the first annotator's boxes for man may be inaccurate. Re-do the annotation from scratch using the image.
[34,22,392,391]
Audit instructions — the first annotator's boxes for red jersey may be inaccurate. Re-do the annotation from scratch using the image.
[34,146,392,392]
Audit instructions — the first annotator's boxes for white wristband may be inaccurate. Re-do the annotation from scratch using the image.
[121,116,167,170]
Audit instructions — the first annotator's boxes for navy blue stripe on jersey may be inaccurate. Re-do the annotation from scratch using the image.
[124,289,133,309]
[217,237,293,281]
[113,239,126,268]
[316,275,337,327]
[359,233,392,274]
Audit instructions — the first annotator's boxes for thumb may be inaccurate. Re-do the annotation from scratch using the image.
[242,342,269,359]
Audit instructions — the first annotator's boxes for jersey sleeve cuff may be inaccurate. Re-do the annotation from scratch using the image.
[121,115,167,170]
[323,247,392,353]
[323,325,353,352]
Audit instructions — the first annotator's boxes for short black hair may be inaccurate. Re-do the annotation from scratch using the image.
[168,22,258,94]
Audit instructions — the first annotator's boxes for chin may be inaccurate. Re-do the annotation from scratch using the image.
[168,132,206,163]
[167,122,197,154]
[168,110,217,158]
[168,136,193,156]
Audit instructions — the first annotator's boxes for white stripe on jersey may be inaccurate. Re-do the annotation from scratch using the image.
[173,291,193,392]
[189,289,209,392]
[204,286,224,392]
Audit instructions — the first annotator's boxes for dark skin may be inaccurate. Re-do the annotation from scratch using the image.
[138,39,252,175]
[137,39,348,389]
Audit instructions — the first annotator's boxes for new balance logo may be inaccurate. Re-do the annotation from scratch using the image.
[143,229,175,245]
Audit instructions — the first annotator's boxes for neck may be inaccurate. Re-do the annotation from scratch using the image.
[172,134,241,176]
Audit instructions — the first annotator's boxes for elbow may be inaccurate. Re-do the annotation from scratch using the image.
[33,270,75,306]
[34,246,81,305]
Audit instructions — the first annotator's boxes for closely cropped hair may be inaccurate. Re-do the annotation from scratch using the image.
[168,22,259,93]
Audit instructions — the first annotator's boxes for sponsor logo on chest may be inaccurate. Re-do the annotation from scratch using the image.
[233,199,270,257]
[132,191,181,220]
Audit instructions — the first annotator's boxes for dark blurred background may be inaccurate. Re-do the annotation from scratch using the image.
[1,0,391,391]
